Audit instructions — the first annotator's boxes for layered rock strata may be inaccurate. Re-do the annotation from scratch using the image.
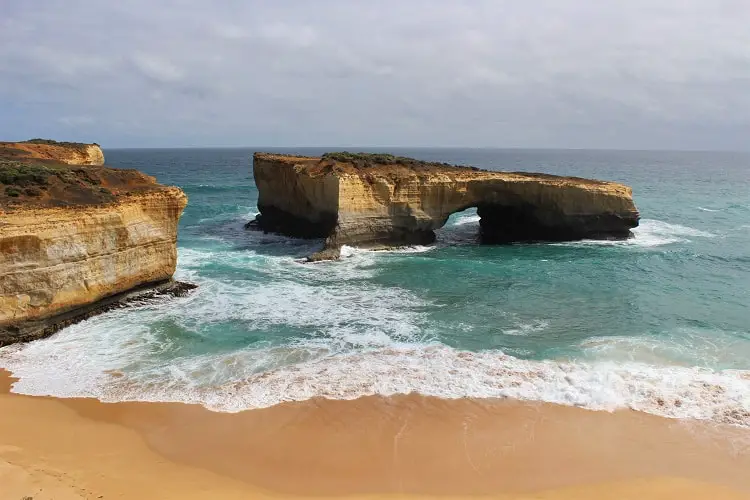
[250,152,640,259]
[0,141,190,345]
[1,140,105,165]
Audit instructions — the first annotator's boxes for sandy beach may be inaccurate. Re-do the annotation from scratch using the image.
[1,369,749,499]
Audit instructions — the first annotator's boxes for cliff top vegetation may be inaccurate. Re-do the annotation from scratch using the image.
[321,151,480,171]
[21,138,100,148]
[0,157,159,209]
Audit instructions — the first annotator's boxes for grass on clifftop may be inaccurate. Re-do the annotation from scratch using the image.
[322,152,424,165]
[0,160,51,186]
[0,158,115,204]
[0,143,160,208]
[322,151,479,171]
[321,151,479,170]
[0,159,83,187]
[21,138,98,148]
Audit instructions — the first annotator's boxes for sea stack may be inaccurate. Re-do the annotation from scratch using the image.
[250,152,640,260]
[0,140,192,345]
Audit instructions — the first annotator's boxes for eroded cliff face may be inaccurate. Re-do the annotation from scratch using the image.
[1,188,186,326]
[334,169,639,246]
[251,153,640,258]
[251,154,339,238]
[0,141,189,345]
[1,141,105,165]
[0,189,187,344]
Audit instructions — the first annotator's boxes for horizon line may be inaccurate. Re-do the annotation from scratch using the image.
[100,145,750,155]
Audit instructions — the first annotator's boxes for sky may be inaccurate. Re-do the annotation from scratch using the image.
[1,1,750,150]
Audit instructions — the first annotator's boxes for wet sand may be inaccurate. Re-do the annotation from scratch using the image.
[1,369,749,499]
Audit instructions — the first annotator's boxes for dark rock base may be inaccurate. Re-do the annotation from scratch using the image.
[0,280,197,347]
[477,204,636,243]
[247,205,338,239]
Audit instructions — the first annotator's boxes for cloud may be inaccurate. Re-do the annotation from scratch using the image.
[1,1,749,149]
[58,115,94,126]
[256,22,318,48]
[130,54,184,84]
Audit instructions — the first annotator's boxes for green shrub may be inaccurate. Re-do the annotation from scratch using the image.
[321,151,468,170]
[0,161,52,186]
[22,138,90,148]
[5,186,22,197]
[322,151,411,165]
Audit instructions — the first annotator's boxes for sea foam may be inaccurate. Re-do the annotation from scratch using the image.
[554,219,716,248]
[3,336,750,427]
[0,216,747,428]
[1,248,749,428]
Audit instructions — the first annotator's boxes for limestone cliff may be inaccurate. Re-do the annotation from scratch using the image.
[250,152,640,259]
[0,141,189,345]
[1,140,105,165]
[252,154,338,238]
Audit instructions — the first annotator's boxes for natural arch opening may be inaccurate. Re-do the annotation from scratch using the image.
[477,202,549,243]
[435,202,575,246]
[435,207,481,245]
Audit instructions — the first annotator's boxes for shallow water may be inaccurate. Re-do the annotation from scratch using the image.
[1,148,749,424]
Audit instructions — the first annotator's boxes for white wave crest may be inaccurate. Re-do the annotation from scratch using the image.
[632,219,715,246]
[339,244,435,259]
[1,219,745,428]
[557,219,716,248]
[502,320,550,336]
[452,214,481,226]
[2,341,749,427]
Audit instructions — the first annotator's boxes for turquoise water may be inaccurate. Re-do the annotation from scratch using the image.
[1,148,749,424]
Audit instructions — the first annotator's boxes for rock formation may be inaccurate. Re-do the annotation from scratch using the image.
[0,140,191,345]
[1,139,105,166]
[250,152,640,259]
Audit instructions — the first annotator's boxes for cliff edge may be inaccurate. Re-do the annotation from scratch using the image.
[0,140,191,345]
[1,139,105,166]
[250,152,640,260]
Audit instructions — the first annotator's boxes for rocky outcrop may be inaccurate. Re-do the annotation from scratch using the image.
[0,141,190,345]
[250,153,640,259]
[1,140,105,165]
[252,154,338,239]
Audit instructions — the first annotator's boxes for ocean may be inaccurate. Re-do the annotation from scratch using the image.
[1,148,749,425]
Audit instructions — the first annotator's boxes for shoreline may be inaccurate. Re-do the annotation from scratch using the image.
[0,280,197,347]
[2,370,750,499]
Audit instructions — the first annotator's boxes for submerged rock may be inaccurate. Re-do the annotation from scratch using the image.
[251,152,640,260]
[306,247,342,262]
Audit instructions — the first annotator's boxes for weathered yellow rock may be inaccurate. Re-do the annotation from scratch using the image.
[2,141,105,165]
[253,154,338,237]
[0,189,186,328]
[1,139,190,344]
[251,153,640,256]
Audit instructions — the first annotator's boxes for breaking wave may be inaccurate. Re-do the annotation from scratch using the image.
[2,334,749,427]
[555,219,716,248]
[1,164,747,431]
[0,238,748,428]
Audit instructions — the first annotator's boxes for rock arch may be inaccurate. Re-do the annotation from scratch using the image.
[249,153,640,260]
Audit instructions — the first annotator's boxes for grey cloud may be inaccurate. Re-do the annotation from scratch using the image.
[130,54,185,84]
[1,1,750,149]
